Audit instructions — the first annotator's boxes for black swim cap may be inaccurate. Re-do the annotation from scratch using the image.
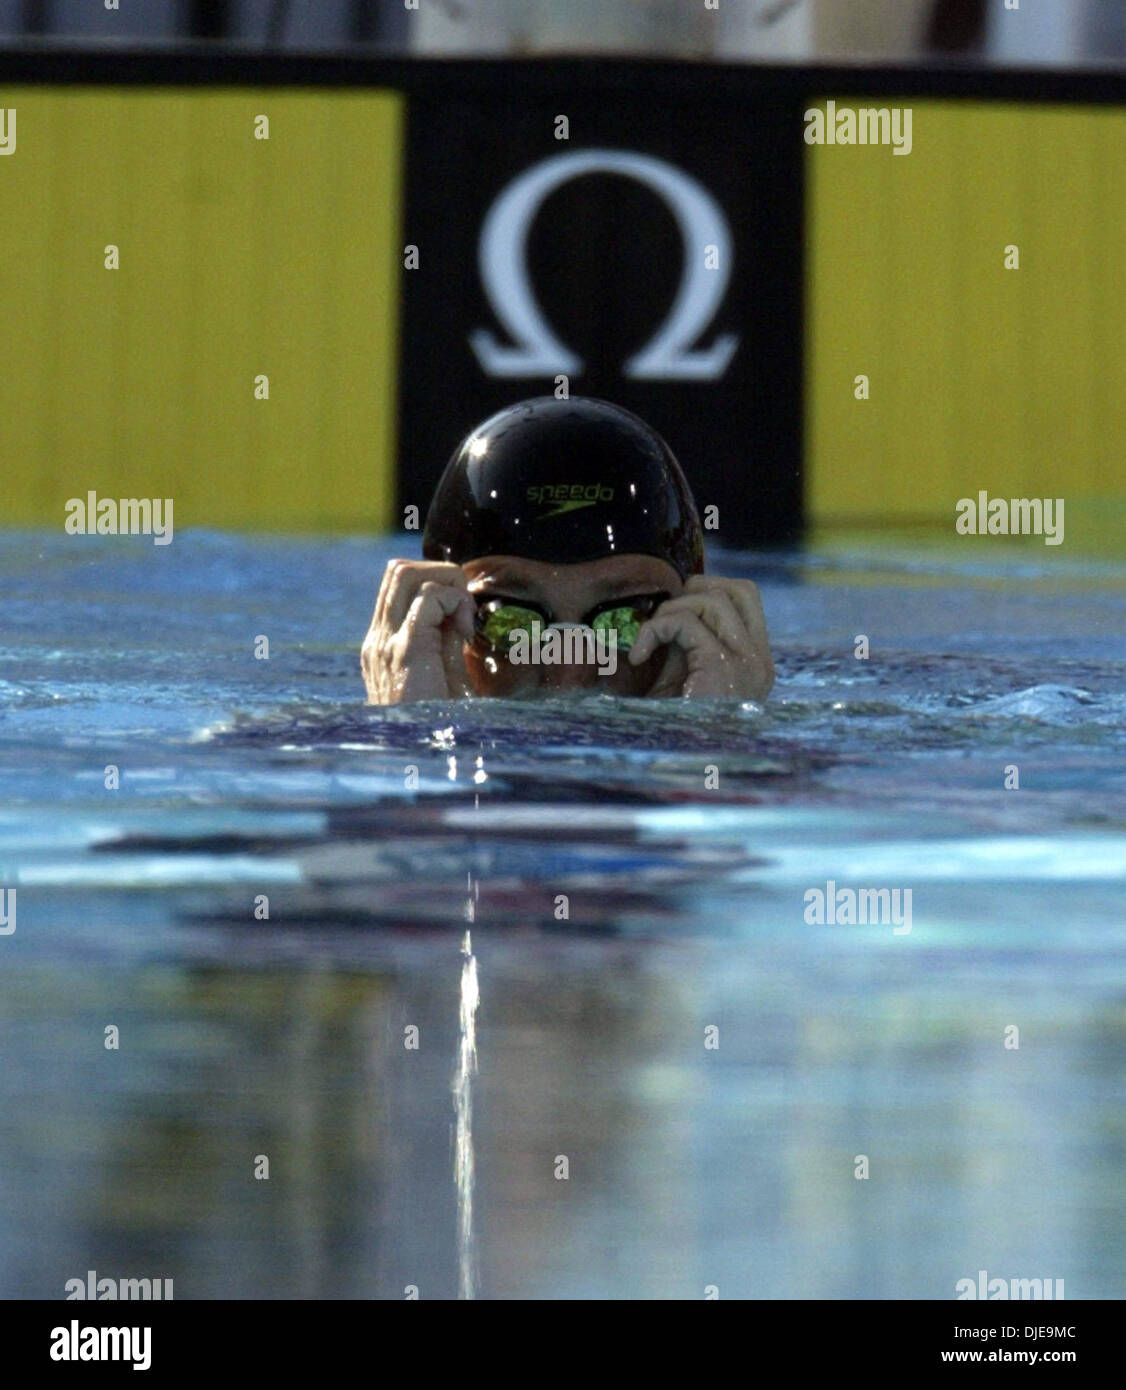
[422,396,705,580]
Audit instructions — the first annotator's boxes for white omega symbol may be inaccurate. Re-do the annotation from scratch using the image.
[470,149,740,381]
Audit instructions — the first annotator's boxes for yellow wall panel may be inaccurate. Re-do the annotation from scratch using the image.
[806,101,1126,540]
[0,87,403,531]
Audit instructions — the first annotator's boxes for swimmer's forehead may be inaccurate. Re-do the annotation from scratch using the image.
[464,553,678,600]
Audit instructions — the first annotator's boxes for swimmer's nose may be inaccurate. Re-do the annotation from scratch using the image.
[536,624,601,691]
[538,660,599,691]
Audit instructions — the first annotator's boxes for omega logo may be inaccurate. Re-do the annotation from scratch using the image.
[470,149,739,381]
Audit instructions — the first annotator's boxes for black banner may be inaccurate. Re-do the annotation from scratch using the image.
[400,69,806,547]
[11,1298,1117,1373]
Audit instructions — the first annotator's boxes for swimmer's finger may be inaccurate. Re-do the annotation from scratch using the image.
[693,577,774,696]
[361,630,377,701]
[363,560,419,694]
[695,577,771,659]
[372,558,407,635]
[386,561,469,633]
[387,562,471,635]
[628,609,718,668]
[406,580,476,644]
[644,589,746,654]
[441,621,474,699]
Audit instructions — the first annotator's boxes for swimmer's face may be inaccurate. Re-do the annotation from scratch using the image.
[461,554,683,698]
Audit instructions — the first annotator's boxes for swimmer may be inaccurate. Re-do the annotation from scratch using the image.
[361,396,774,703]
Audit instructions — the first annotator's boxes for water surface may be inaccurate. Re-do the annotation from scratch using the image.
[1,531,1123,1299]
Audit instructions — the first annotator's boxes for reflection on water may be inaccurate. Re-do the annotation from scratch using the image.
[454,931,479,1300]
[0,911,1122,1299]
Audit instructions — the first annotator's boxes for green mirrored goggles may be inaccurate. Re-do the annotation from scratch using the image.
[473,592,669,654]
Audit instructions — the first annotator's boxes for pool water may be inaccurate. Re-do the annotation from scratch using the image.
[1,530,1123,1299]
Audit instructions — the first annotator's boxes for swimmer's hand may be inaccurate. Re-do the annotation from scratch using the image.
[627,576,774,703]
[361,560,476,704]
